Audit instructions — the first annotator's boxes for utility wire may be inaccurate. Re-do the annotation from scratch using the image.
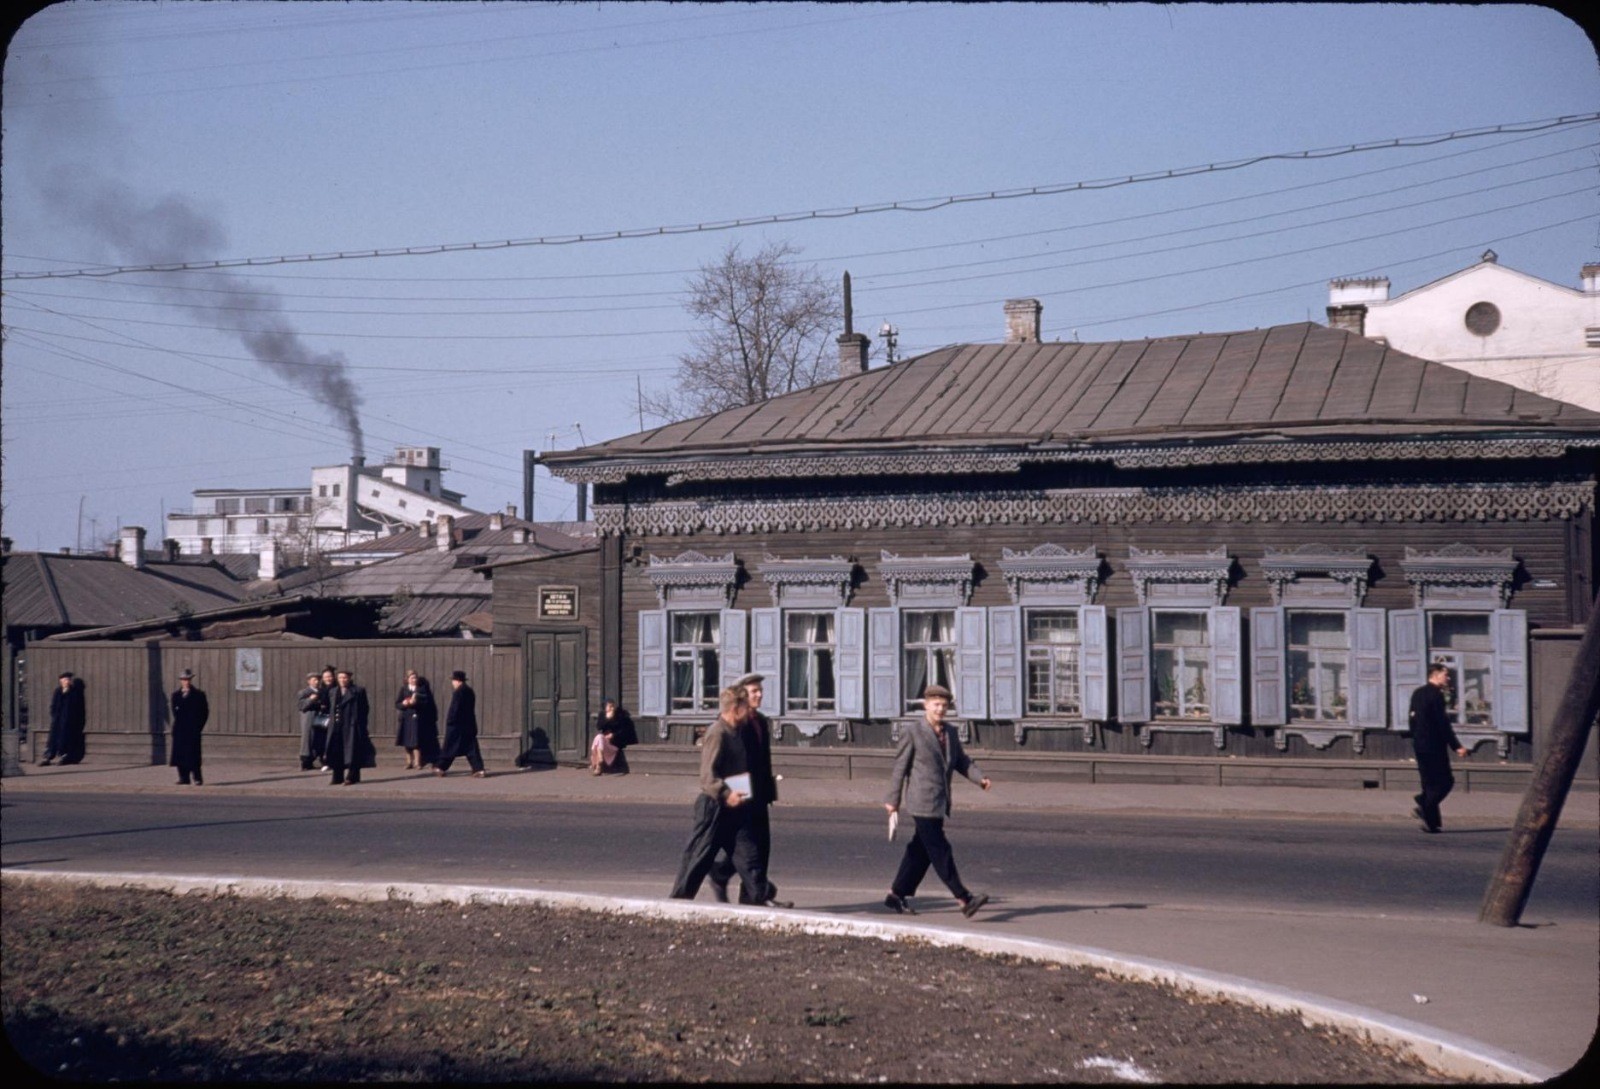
[8,113,1595,282]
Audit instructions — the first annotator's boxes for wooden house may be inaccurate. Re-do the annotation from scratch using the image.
[536,307,1599,783]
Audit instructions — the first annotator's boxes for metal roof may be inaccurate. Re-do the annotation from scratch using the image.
[2,553,246,631]
[321,513,587,558]
[544,323,1600,469]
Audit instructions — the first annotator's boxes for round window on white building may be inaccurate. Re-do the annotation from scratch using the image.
[1464,301,1501,337]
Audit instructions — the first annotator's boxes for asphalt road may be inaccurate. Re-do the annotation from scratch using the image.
[4,790,1594,923]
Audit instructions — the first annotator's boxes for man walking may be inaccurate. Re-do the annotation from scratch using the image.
[669,686,770,902]
[709,672,786,906]
[326,667,375,786]
[434,670,486,778]
[1408,662,1469,833]
[42,671,87,766]
[884,683,991,918]
[169,669,210,786]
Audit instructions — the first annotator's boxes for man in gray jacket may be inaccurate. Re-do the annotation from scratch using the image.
[883,683,991,918]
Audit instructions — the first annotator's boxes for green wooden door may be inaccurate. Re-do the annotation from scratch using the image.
[526,630,586,765]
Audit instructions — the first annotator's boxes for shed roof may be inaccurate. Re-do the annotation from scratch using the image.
[545,323,1600,473]
[2,552,246,631]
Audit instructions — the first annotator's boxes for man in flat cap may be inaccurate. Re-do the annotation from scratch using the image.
[883,683,991,918]
[709,672,787,906]
[169,669,209,786]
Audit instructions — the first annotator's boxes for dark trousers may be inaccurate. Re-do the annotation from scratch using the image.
[671,794,765,901]
[1414,751,1455,830]
[892,815,971,902]
[435,733,484,774]
[710,804,771,902]
[326,727,360,784]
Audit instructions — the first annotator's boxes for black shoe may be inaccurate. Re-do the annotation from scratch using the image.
[960,893,989,918]
[177,779,190,786]
[884,893,916,915]
[709,878,730,904]
[1422,824,1441,834]
[192,776,202,786]
[39,757,54,766]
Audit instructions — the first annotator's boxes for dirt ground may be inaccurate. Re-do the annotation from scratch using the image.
[2,880,1454,1084]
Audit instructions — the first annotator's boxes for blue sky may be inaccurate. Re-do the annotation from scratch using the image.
[3,1,1596,549]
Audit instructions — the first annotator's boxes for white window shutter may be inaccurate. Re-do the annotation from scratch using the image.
[1350,608,1388,728]
[955,606,989,720]
[868,608,901,718]
[637,610,667,717]
[1250,607,1286,727]
[1116,607,1150,723]
[1389,609,1426,730]
[720,608,747,691]
[1493,609,1529,733]
[835,607,865,719]
[988,607,1023,720]
[750,608,783,715]
[1211,605,1242,725]
[1080,605,1109,721]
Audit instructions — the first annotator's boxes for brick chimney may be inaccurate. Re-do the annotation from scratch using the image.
[489,512,504,531]
[1004,299,1042,344]
[259,540,278,581]
[1582,264,1600,294]
[119,526,146,569]
[1326,276,1389,337]
[837,269,869,377]
[162,538,180,561]
[200,537,214,556]
[435,514,454,552]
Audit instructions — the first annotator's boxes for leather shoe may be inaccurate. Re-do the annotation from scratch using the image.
[709,878,730,904]
[884,893,915,915]
[960,892,989,918]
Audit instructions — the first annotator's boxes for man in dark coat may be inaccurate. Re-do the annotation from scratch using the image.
[669,686,770,902]
[1408,662,1469,833]
[709,672,787,906]
[325,668,376,786]
[434,670,485,777]
[169,669,210,786]
[42,672,87,765]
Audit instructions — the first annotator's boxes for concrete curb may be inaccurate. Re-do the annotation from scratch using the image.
[3,868,1554,1084]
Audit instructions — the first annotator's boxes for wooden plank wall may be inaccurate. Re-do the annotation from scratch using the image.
[24,639,524,745]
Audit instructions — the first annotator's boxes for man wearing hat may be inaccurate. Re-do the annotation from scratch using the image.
[42,671,87,766]
[169,669,210,786]
[326,667,376,786]
[883,683,991,918]
[708,672,787,906]
[434,670,486,778]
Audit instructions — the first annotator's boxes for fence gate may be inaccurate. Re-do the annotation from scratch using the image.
[525,630,586,765]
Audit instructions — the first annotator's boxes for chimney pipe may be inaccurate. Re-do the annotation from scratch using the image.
[1004,299,1042,344]
[259,540,278,581]
[163,538,180,561]
[436,514,454,552]
[489,512,504,531]
[575,482,588,523]
[200,537,214,556]
[523,450,537,524]
[119,526,146,569]
[836,269,870,377]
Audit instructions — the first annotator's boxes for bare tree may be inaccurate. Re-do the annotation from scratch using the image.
[643,241,840,422]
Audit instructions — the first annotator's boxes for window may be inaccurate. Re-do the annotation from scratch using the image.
[784,611,837,712]
[1287,611,1349,723]
[216,497,240,514]
[669,611,721,713]
[332,483,341,497]
[318,485,328,498]
[1025,610,1081,715]
[1152,610,1210,720]
[901,609,957,713]
[424,480,432,493]
[256,518,270,535]
[1429,613,1495,727]
[245,496,269,514]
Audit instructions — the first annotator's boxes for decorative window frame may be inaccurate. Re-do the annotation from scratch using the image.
[755,555,855,608]
[1258,545,1374,608]
[1120,547,1238,750]
[645,550,739,608]
[993,544,1106,745]
[1125,546,1233,607]
[1399,544,1518,608]
[878,551,975,607]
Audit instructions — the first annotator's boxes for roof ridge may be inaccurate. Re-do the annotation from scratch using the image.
[34,553,70,627]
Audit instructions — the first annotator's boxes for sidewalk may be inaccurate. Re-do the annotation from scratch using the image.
[5,758,1596,1079]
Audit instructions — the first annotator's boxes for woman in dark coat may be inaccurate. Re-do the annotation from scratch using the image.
[588,699,637,775]
[169,669,210,786]
[394,669,439,770]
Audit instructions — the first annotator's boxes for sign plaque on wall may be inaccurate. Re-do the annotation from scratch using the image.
[538,585,579,619]
[234,648,263,692]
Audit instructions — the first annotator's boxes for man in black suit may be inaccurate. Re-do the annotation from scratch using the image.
[169,669,209,786]
[434,670,485,778]
[1408,662,1470,833]
[709,672,787,906]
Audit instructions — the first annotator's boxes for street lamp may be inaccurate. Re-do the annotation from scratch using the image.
[879,321,899,365]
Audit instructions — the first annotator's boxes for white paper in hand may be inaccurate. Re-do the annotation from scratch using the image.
[724,772,752,797]
[887,811,899,842]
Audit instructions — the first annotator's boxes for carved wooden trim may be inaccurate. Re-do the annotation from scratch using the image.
[591,481,1593,537]
[1259,545,1374,607]
[1399,543,1518,608]
[1138,722,1227,750]
[644,549,738,608]
[1125,546,1232,606]
[1273,726,1366,754]
[998,543,1103,605]
[878,551,975,607]
[771,718,850,742]
[1014,720,1097,746]
[755,555,855,607]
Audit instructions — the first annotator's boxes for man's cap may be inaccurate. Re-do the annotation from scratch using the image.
[734,672,765,688]
[336,667,352,676]
[307,671,321,680]
[922,683,955,702]
[58,671,74,680]
[450,670,468,682]
[177,669,195,680]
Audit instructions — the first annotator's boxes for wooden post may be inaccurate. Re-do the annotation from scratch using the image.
[1479,599,1600,926]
